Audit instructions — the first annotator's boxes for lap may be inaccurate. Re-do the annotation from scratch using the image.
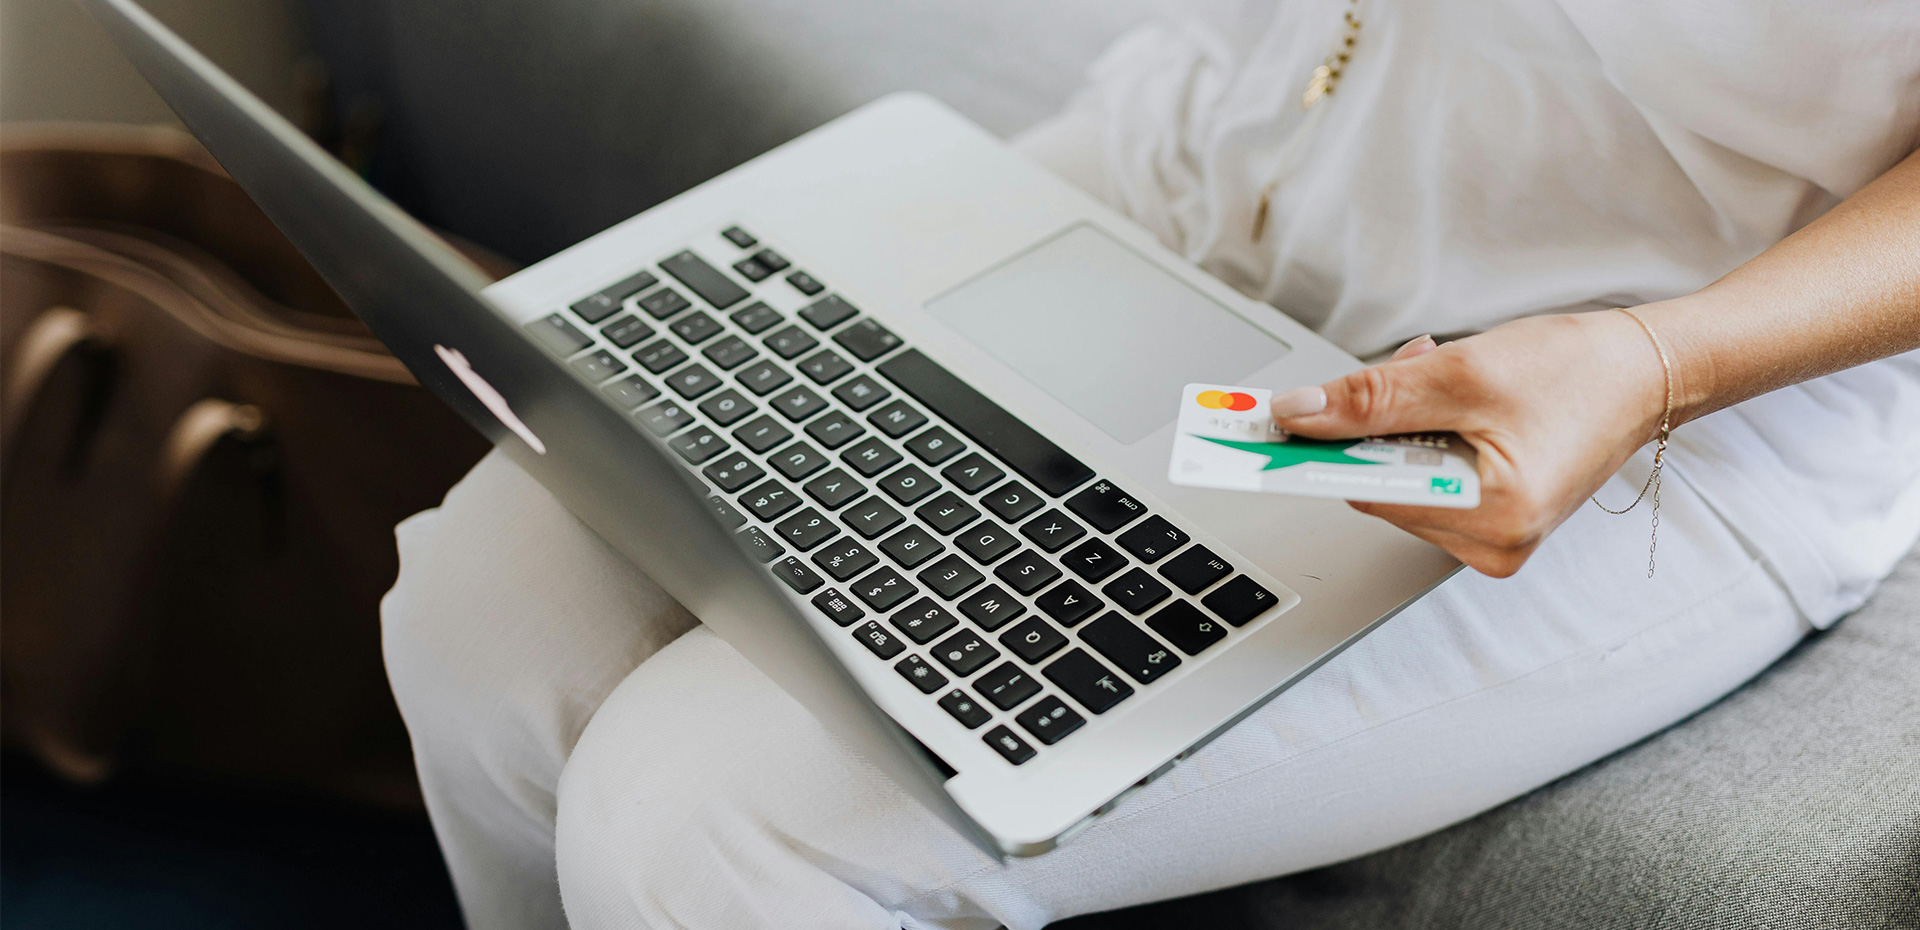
[549,457,1810,929]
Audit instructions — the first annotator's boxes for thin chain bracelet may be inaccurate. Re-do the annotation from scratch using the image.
[1592,307,1673,577]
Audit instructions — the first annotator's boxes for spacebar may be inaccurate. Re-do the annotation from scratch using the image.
[876,350,1094,498]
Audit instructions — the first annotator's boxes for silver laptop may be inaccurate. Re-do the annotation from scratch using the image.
[86,0,1457,858]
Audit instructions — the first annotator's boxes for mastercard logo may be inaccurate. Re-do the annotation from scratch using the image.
[1195,390,1258,411]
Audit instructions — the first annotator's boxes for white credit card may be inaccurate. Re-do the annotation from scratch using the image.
[1168,383,1480,508]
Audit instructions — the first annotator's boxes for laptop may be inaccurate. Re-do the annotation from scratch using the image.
[84,0,1457,858]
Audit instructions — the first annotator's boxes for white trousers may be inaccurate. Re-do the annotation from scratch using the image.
[381,117,1839,929]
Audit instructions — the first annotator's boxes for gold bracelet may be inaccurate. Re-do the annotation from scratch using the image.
[1591,307,1674,577]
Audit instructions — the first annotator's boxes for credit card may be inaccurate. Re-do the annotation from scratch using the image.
[1168,383,1480,508]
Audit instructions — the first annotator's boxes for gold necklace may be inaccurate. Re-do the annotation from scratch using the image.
[1252,0,1364,242]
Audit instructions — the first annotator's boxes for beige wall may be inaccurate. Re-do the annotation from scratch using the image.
[0,0,307,125]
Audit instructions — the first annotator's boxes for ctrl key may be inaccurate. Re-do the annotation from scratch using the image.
[983,725,1036,766]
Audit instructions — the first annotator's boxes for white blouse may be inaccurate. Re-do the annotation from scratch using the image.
[1075,0,1920,624]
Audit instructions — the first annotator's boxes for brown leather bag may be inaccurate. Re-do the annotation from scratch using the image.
[1,123,496,807]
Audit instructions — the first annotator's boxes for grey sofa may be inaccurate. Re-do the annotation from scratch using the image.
[300,2,1920,926]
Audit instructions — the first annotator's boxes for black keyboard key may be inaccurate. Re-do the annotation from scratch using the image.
[877,350,1093,497]
[1043,649,1134,715]
[832,374,891,411]
[571,270,658,323]
[739,480,800,521]
[601,314,654,349]
[732,415,792,453]
[903,427,964,465]
[959,584,1024,631]
[955,521,1018,564]
[1021,510,1086,553]
[702,453,765,493]
[868,400,927,438]
[774,508,838,551]
[983,482,1043,522]
[764,324,819,360]
[879,524,944,568]
[706,495,746,529]
[731,301,782,334]
[890,598,959,645]
[1159,545,1233,594]
[799,294,860,330]
[802,468,863,510]
[917,554,983,600]
[994,550,1061,595]
[915,493,979,535]
[665,363,723,400]
[702,335,758,371]
[638,287,693,319]
[601,373,660,409]
[669,310,724,345]
[771,385,829,422]
[1202,576,1280,626]
[737,526,784,563]
[1035,580,1101,627]
[932,629,999,677]
[877,465,938,505]
[1103,568,1172,615]
[1066,480,1148,533]
[770,441,829,481]
[1117,515,1190,564]
[668,428,725,465]
[894,655,949,694]
[786,270,825,295]
[834,318,904,362]
[721,226,757,248]
[797,349,854,385]
[842,498,904,538]
[635,400,693,436]
[811,588,865,626]
[853,620,904,660]
[526,313,592,357]
[697,388,755,427]
[942,454,1004,494]
[633,339,689,374]
[1145,600,1229,655]
[732,256,772,281]
[852,566,916,611]
[803,410,865,449]
[570,348,626,382]
[771,556,823,594]
[752,248,789,272]
[661,249,749,309]
[975,663,1042,711]
[840,437,903,477]
[1015,695,1085,746]
[811,538,877,581]
[1061,538,1125,583]
[1000,616,1068,664]
[1080,613,1182,684]
[735,359,792,396]
[939,689,991,729]
[983,725,1035,765]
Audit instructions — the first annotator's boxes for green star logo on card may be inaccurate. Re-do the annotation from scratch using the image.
[1194,435,1379,470]
[1430,476,1463,495]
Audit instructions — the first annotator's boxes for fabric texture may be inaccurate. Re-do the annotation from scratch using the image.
[1062,542,1920,930]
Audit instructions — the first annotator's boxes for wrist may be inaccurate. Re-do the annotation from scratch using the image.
[1626,295,1718,428]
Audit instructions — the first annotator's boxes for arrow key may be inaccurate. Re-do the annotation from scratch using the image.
[1042,648,1134,715]
[1144,600,1229,656]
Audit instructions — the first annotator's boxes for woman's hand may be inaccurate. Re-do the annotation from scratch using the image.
[1270,309,1671,577]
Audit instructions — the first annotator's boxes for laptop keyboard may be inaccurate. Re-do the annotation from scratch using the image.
[525,225,1281,767]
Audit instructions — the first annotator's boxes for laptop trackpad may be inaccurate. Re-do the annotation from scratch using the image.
[925,224,1289,445]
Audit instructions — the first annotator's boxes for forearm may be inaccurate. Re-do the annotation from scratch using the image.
[1647,147,1920,427]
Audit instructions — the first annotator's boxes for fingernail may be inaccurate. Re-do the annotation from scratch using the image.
[1270,385,1327,419]
[1391,334,1437,361]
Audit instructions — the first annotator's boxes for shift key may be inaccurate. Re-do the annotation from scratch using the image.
[1078,612,1181,685]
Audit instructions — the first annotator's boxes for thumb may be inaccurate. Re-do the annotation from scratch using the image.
[1272,353,1461,439]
